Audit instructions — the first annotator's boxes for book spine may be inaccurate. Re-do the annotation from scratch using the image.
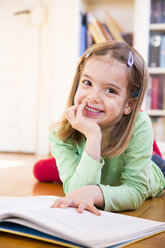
[162,0,165,22]
[146,77,152,110]
[86,12,94,48]
[87,13,106,43]
[150,0,155,23]
[158,76,164,109]
[164,80,165,109]
[103,23,115,41]
[153,0,162,23]
[159,35,165,67]
[148,32,161,67]
[80,13,87,56]
[86,29,93,48]
[104,12,125,42]
[92,22,107,42]
[151,77,159,109]
[97,21,113,41]
[88,23,101,43]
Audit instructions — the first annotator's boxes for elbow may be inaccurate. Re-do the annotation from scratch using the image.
[128,188,147,210]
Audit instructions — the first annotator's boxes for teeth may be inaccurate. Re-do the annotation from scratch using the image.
[85,106,102,113]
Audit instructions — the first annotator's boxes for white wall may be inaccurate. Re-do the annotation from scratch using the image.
[50,0,80,124]
[37,0,80,155]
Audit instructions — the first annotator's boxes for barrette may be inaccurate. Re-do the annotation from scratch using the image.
[127,51,134,67]
[85,48,94,58]
[133,89,140,98]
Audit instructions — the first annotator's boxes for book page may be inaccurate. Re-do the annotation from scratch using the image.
[0,195,57,212]
[0,196,165,248]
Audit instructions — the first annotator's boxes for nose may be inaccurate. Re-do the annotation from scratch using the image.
[87,90,101,103]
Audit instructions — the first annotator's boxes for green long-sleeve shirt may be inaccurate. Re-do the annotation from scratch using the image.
[49,111,165,212]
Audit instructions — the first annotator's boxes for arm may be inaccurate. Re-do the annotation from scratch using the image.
[65,102,102,162]
[49,103,104,194]
[50,132,104,193]
[99,113,157,212]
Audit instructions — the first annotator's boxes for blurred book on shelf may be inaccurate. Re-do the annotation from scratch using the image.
[150,0,165,23]
[104,12,125,42]
[97,20,113,41]
[148,32,165,68]
[146,78,152,110]
[146,75,165,110]
[79,11,133,56]
[148,32,162,67]
[80,12,87,56]
[159,35,165,67]
[151,77,159,109]
[87,13,107,43]
[158,76,164,109]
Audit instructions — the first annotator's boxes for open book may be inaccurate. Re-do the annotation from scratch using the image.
[0,195,165,248]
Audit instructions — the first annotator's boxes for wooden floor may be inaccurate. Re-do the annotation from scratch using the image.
[0,152,165,248]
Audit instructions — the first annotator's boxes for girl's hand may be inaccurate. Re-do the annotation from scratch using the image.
[51,185,104,216]
[66,102,102,162]
[65,102,101,139]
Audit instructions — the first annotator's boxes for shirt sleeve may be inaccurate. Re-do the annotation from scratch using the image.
[99,113,155,212]
[49,131,105,194]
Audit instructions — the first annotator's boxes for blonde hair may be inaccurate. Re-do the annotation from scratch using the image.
[55,41,149,158]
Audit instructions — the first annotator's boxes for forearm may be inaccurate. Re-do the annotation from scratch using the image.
[99,184,147,212]
[50,131,104,194]
[85,134,102,162]
[63,151,104,193]
[89,185,105,209]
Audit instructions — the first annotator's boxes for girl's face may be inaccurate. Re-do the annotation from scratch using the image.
[74,55,133,134]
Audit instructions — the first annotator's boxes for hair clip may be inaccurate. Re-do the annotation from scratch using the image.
[133,89,139,98]
[127,51,134,67]
[85,48,94,58]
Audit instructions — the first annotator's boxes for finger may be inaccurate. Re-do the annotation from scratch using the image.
[76,102,86,119]
[77,202,86,214]
[59,198,74,208]
[86,205,101,216]
[50,198,64,208]
[65,106,77,123]
[77,203,101,216]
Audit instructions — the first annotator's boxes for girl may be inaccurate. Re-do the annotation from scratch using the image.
[48,41,165,215]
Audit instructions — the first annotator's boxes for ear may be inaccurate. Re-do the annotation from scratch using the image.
[124,98,137,115]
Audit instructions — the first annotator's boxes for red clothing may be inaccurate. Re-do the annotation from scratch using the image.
[153,139,162,157]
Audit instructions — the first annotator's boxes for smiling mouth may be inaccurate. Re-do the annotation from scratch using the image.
[84,105,103,113]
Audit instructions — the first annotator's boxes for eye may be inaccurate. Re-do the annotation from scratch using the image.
[83,80,92,86]
[105,88,117,94]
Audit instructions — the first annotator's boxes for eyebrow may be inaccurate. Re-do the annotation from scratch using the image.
[81,73,93,80]
[81,73,122,92]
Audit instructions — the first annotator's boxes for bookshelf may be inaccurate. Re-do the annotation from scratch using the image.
[150,23,165,31]
[146,0,165,155]
[79,0,135,55]
[80,0,134,34]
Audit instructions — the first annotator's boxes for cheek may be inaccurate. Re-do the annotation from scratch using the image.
[106,100,124,115]
[74,89,85,105]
